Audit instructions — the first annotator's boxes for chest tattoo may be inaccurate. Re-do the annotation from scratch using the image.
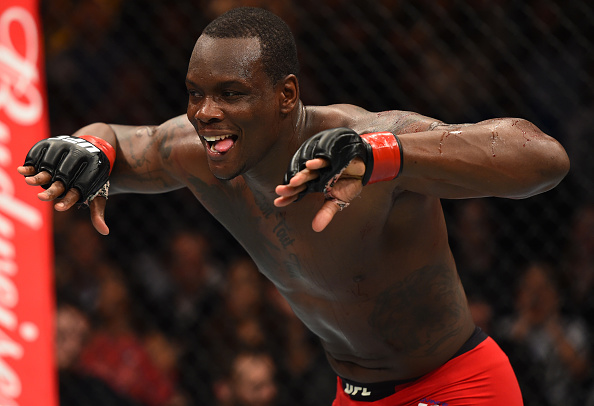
[253,189,295,249]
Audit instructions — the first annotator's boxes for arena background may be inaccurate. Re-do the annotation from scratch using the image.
[42,1,593,405]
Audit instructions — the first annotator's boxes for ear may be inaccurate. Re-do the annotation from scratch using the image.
[278,74,299,114]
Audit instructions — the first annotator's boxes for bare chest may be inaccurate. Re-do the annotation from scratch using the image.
[232,191,387,293]
[193,181,445,293]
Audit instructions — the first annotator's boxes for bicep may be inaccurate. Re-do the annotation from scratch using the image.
[109,115,195,194]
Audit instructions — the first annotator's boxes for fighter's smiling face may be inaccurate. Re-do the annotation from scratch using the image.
[186,35,282,180]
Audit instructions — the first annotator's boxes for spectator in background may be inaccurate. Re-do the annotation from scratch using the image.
[77,266,187,406]
[212,349,279,406]
[131,227,225,337]
[205,257,272,358]
[56,298,140,406]
[129,226,225,402]
[175,256,267,404]
[448,199,516,314]
[54,214,117,314]
[449,200,498,285]
[167,229,225,334]
[265,285,335,406]
[192,254,335,405]
[496,261,590,406]
[562,203,594,318]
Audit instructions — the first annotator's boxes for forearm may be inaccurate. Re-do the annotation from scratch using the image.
[395,118,570,199]
[72,118,187,194]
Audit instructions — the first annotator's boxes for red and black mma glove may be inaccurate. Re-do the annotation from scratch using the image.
[283,127,402,201]
[23,135,116,204]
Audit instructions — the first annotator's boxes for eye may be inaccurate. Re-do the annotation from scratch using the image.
[187,89,202,98]
[222,90,243,99]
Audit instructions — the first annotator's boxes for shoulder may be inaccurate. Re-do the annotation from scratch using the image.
[155,115,203,163]
[305,104,371,129]
[305,104,442,135]
[155,115,215,184]
[156,114,198,145]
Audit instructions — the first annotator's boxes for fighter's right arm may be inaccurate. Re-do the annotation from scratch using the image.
[104,115,196,195]
[17,114,196,234]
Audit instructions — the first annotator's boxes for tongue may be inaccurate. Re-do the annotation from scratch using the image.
[214,138,234,153]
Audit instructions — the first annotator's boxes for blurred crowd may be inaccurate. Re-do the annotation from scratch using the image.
[40,0,594,405]
[55,208,336,406]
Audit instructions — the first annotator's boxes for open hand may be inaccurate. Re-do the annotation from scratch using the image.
[274,157,365,232]
[17,165,110,235]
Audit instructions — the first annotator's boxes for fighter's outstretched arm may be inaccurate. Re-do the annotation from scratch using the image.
[17,114,195,234]
[276,117,570,232]
[393,118,570,199]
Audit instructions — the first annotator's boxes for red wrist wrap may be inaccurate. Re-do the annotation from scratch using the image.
[79,135,116,173]
[360,132,403,184]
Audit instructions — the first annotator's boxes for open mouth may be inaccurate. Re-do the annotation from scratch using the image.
[203,134,238,154]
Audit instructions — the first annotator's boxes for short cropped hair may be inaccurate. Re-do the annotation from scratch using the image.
[202,7,299,85]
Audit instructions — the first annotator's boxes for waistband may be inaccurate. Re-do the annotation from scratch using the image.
[339,326,487,402]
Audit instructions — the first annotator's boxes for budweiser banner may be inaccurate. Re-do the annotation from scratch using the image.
[0,1,57,406]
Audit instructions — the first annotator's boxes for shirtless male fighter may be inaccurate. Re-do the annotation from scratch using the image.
[19,7,569,405]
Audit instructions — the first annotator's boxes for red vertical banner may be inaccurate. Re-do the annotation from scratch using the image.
[0,1,57,406]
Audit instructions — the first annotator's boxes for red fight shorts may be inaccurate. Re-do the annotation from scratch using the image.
[332,329,522,406]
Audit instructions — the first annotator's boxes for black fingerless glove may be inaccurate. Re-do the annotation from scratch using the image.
[284,127,402,201]
[23,135,115,203]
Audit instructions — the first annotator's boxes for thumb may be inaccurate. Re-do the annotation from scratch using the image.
[89,197,110,235]
[311,200,341,232]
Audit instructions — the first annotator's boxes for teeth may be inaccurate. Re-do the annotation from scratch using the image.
[203,134,232,142]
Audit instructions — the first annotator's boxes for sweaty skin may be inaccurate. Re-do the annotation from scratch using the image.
[18,36,569,383]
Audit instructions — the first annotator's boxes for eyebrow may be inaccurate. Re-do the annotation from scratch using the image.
[185,78,248,88]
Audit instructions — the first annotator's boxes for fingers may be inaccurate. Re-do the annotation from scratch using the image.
[311,199,341,232]
[53,189,82,211]
[19,165,108,235]
[18,166,82,208]
[17,166,37,176]
[304,158,328,171]
[89,197,110,235]
[274,159,328,207]
[21,168,52,186]
[288,161,326,187]
[274,184,306,207]
[36,180,81,208]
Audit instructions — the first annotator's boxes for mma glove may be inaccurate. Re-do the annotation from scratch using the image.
[284,127,403,201]
[23,135,116,204]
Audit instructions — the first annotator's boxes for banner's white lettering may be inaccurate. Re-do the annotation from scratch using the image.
[0,5,48,405]
[0,7,42,125]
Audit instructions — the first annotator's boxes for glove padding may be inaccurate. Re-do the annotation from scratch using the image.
[283,128,374,201]
[23,135,113,203]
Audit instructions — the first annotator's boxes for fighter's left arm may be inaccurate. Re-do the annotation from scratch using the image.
[275,117,570,231]
[394,118,570,199]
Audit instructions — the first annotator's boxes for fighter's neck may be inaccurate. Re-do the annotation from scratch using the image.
[242,101,308,191]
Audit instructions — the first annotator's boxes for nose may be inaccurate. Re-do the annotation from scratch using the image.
[194,96,223,123]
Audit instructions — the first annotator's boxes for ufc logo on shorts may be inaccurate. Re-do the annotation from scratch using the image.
[54,135,100,153]
[418,398,448,406]
[343,383,371,396]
